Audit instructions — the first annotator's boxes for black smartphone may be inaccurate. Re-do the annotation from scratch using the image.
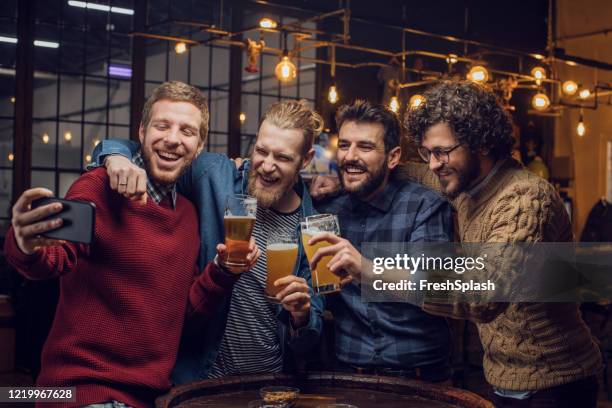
[31,197,96,244]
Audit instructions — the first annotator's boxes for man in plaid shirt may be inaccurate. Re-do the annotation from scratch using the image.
[310,100,453,382]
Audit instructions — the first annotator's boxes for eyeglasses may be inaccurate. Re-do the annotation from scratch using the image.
[417,143,462,164]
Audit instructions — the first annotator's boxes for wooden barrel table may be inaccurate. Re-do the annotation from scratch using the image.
[156,372,493,408]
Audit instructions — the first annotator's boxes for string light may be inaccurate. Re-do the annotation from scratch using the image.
[579,89,591,99]
[259,18,278,29]
[389,96,400,113]
[409,94,424,109]
[577,110,586,137]
[531,93,550,111]
[467,66,489,83]
[174,42,187,54]
[274,55,297,82]
[42,133,50,144]
[530,67,546,85]
[446,54,458,64]
[562,80,578,96]
[328,85,338,104]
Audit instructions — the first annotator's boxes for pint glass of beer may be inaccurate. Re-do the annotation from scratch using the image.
[265,230,298,303]
[301,214,341,294]
[224,194,257,267]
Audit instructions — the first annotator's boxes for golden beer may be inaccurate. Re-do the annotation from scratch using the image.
[224,215,256,267]
[266,243,298,301]
[302,230,341,294]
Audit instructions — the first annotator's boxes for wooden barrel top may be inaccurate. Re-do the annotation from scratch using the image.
[156,372,493,408]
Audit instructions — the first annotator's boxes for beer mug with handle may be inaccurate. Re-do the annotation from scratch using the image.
[301,214,341,294]
[265,230,298,303]
[224,194,257,267]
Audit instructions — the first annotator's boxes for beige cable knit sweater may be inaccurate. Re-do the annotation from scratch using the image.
[395,159,602,391]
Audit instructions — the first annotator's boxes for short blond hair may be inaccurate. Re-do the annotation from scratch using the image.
[260,100,324,155]
[141,81,209,142]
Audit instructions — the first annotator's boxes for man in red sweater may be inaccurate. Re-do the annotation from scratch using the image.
[4,81,258,408]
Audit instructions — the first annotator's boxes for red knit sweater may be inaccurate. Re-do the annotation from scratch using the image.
[4,168,238,408]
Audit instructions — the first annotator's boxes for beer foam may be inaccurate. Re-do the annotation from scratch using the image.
[301,229,323,236]
[267,243,298,251]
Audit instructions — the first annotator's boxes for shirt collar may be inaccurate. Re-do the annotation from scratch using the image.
[465,158,508,198]
[348,180,400,213]
[132,150,177,208]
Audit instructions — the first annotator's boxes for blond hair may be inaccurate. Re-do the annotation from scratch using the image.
[141,81,209,142]
[260,99,324,155]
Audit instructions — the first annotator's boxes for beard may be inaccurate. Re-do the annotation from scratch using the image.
[438,150,481,198]
[142,146,186,186]
[247,164,300,209]
[338,159,388,199]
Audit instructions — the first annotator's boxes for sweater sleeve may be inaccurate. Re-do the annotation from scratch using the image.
[185,261,239,326]
[422,180,558,323]
[3,171,107,280]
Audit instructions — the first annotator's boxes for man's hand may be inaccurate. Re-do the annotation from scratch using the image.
[308,232,361,286]
[216,237,260,274]
[11,188,66,255]
[104,155,147,204]
[309,175,340,201]
[274,275,311,328]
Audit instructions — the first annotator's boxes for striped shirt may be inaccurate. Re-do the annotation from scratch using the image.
[209,205,302,378]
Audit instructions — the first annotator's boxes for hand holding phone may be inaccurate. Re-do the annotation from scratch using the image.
[11,188,95,255]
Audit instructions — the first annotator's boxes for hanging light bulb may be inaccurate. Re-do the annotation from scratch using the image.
[409,94,424,109]
[259,18,278,29]
[531,93,550,111]
[579,89,591,99]
[562,80,578,96]
[577,111,586,137]
[64,131,72,142]
[530,67,546,85]
[239,112,246,123]
[174,42,187,54]
[93,138,100,147]
[85,154,92,162]
[467,66,489,83]
[8,153,14,161]
[446,54,458,64]
[42,133,50,144]
[274,55,297,82]
[328,84,339,104]
[10,96,15,103]
[389,96,400,113]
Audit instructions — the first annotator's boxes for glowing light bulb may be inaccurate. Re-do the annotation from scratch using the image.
[93,138,100,147]
[531,93,550,111]
[64,131,72,142]
[10,96,15,103]
[579,89,591,99]
[467,66,489,83]
[42,133,50,144]
[239,112,246,123]
[85,154,92,162]
[446,54,458,64]
[328,85,338,104]
[274,56,297,82]
[389,96,400,113]
[562,81,578,96]
[8,153,14,161]
[531,67,546,80]
[409,94,424,109]
[259,18,278,29]
[174,42,187,54]
[576,121,585,137]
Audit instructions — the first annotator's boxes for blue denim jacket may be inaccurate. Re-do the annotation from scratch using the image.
[92,140,323,383]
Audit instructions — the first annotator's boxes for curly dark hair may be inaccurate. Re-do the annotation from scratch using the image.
[336,99,401,153]
[405,80,514,160]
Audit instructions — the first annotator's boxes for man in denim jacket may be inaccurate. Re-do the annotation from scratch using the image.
[91,100,324,383]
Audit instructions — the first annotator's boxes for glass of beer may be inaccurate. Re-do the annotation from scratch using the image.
[301,214,341,294]
[224,194,257,267]
[265,230,298,303]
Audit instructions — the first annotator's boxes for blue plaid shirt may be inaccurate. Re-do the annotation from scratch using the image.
[317,179,453,369]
